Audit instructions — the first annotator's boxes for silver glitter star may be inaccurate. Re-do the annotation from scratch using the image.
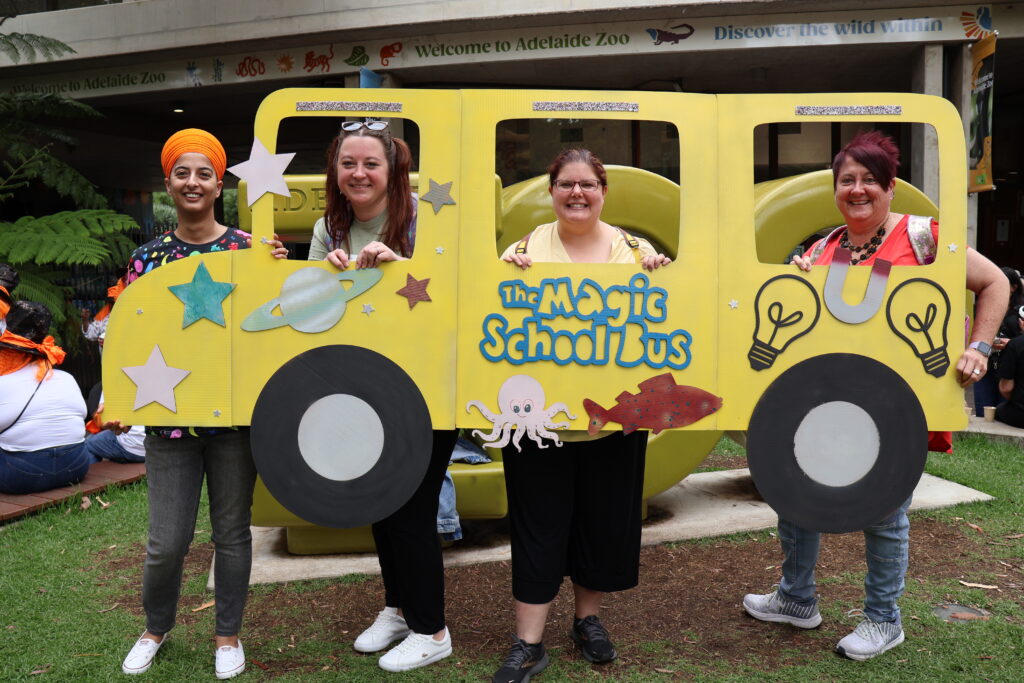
[728,299,739,309]
[435,246,445,255]
[362,303,375,315]
[948,243,958,253]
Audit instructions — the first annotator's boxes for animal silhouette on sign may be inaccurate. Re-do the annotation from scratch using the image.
[646,24,695,45]
[304,44,334,73]
[380,42,402,66]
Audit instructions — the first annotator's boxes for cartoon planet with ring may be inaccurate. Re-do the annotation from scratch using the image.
[242,267,383,333]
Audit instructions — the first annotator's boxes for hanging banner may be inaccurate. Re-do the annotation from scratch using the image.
[968,32,996,193]
[0,6,993,100]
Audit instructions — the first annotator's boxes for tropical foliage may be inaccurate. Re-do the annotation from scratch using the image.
[0,24,141,337]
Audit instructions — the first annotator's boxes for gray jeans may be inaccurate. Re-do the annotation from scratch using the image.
[142,430,256,637]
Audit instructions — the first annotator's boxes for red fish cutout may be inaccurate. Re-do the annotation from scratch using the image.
[583,374,722,436]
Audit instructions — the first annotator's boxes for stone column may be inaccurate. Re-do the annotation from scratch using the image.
[949,42,979,249]
[911,44,942,206]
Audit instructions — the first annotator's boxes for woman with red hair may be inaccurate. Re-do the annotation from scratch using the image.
[743,130,1007,661]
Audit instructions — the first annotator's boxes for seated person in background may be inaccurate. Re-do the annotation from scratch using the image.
[996,305,1024,429]
[83,394,146,464]
[0,301,90,495]
[81,324,146,464]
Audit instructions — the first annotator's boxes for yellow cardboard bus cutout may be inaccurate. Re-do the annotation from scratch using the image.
[104,89,968,550]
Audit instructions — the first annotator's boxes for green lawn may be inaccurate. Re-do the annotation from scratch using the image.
[0,433,1020,681]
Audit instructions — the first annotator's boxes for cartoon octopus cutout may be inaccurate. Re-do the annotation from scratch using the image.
[467,375,576,451]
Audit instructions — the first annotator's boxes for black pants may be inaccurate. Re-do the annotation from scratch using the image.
[372,429,457,635]
[995,400,1024,428]
[503,431,647,605]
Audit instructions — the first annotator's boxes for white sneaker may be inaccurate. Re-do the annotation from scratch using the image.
[836,618,904,661]
[122,634,164,675]
[378,628,452,672]
[354,607,412,653]
[215,641,246,680]
[743,589,822,629]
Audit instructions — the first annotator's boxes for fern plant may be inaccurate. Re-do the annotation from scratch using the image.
[0,24,140,341]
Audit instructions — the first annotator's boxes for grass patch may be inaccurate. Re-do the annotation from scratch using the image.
[1,433,1021,681]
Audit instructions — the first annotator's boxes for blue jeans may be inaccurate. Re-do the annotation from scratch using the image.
[142,430,256,637]
[81,430,146,463]
[777,497,911,624]
[0,442,90,494]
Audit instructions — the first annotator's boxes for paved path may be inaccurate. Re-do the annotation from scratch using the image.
[238,468,993,587]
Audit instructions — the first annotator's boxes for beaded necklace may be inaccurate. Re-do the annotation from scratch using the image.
[840,221,887,265]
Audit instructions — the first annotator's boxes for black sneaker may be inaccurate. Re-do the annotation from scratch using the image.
[491,637,548,683]
[570,615,617,663]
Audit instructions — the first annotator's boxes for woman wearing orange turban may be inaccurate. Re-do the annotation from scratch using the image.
[118,130,283,679]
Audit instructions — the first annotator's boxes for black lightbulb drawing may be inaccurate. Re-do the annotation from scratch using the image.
[748,274,821,371]
[885,278,951,378]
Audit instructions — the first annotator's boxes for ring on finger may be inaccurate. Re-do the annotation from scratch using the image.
[973,369,981,375]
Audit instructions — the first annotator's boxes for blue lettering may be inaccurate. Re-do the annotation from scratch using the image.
[479,275,693,369]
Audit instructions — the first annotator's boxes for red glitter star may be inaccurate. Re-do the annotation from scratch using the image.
[396,273,431,309]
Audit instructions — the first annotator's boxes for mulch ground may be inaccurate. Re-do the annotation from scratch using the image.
[96,455,1024,678]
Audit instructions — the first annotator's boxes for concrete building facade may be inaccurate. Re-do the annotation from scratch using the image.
[1,1,1021,264]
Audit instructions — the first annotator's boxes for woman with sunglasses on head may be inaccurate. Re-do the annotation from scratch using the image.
[493,148,670,683]
[310,120,416,269]
[310,120,457,673]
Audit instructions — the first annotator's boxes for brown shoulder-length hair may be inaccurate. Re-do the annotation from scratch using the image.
[546,148,608,187]
[323,123,414,256]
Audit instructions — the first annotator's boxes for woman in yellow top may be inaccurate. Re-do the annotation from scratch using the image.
[493,149,671,683]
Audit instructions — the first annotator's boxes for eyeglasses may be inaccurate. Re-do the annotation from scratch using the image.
[553,179,602,192]
[341,120,389,132]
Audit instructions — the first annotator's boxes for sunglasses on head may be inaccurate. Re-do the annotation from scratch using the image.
[341,120,389,132]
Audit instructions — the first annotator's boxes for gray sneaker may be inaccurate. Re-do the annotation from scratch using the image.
[836,618,904,661]
[742,589,822,629]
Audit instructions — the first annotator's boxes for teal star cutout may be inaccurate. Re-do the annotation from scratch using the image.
[168,262,236,328]
[419,179,456,214]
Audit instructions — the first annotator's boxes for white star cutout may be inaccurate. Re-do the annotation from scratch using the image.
[728,299,739,309]
[122,345,190,412]
[948,243,958,253]
[362,303,375,315]
[227,138,295,207]
[435,246,445,255]
[213,409,222,417]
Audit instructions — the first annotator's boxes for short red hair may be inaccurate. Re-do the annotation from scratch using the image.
[831,130,899,190]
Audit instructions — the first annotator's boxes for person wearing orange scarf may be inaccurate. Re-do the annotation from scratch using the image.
[0,301,89,495]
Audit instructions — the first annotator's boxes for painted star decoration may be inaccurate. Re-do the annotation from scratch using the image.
[227,138,295,207]
[362,303,375,315]
[396,273,432,309]
[728,299,739,309]
[168,262,236,328]
[122,345,190,412]
[419,179,456,214]
[948,243,958,253]
[435,246,445,255]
